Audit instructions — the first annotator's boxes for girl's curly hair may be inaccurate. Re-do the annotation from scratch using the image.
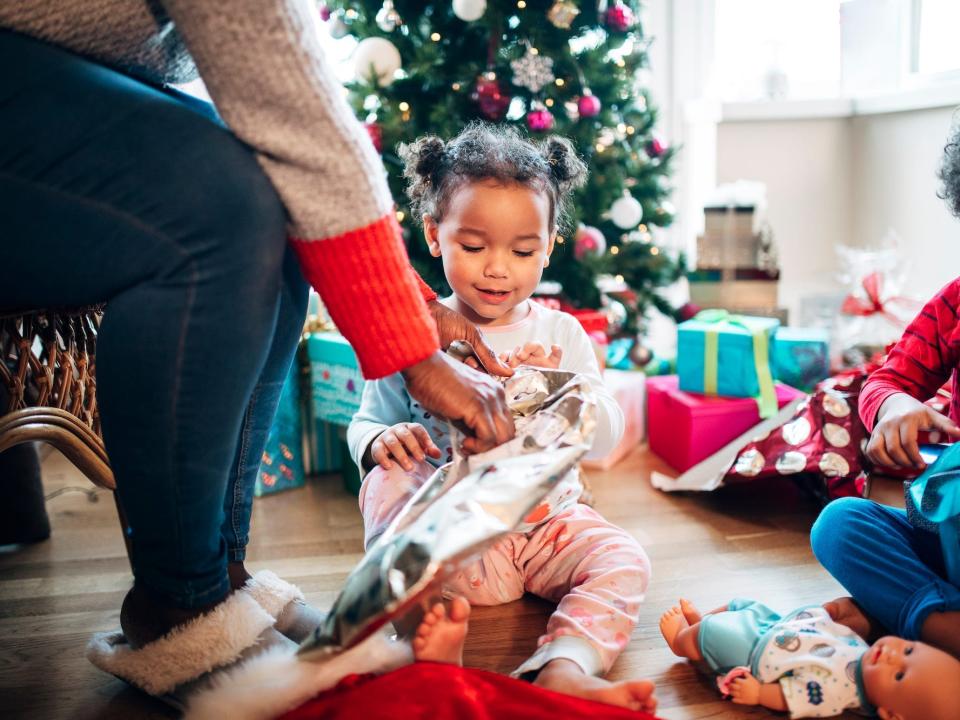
[939,121,960,217]
[398,122,588,234]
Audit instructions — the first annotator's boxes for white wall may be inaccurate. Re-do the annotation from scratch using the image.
[716,117,853,320]
[716,106,960,320]
[850,106,959,296]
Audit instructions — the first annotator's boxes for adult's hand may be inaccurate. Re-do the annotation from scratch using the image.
[402,351,515,454]
[427,300,513,377]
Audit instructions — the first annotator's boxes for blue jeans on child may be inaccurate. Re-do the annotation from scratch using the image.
[0,30,309,608]
[811,497,960,639]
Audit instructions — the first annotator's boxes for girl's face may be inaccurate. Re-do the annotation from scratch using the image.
[423,179,554,327]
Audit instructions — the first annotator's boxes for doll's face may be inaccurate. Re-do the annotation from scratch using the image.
[862,636,960,720]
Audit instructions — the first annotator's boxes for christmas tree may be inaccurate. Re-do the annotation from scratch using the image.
[322,0,683,332]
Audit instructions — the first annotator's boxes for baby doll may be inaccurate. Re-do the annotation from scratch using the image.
[659,597,960,719]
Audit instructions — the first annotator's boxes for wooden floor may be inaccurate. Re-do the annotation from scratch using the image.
[0,446,902,720]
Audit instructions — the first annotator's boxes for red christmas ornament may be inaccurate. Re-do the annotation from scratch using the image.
[646,133,667,158]
[577,93,601,118]
[526,106,554,132]
[472,76,511,121]
[364,122,383,153]
[604,2,635,32]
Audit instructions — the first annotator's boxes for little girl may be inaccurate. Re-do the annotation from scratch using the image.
[347,124,654,712]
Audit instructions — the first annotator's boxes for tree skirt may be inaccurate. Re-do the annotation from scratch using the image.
[278,663,662,720]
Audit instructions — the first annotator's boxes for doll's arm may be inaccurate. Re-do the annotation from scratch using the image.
[728,673,789,711]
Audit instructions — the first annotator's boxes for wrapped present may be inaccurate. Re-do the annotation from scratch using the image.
[582,369,645,470]
[307,332,365,426]
[720,369,881,501]
[772,327,830,392]
[565,308,608,335]
[677,310,780,418]
[647,375,804,473]
[905,443,960,585]
[255,360,307,497]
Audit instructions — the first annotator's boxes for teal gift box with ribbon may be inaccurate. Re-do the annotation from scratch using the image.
[677,310,780,418]
[906,443,960,587]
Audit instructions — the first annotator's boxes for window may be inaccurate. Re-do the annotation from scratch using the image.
[913,0,960,75]
[713,0,842,102]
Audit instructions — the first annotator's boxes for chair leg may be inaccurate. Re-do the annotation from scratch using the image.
[113,492,134,572]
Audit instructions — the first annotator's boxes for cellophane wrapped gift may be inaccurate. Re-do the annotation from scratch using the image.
[834,242,919,367]
[297,368,597,660]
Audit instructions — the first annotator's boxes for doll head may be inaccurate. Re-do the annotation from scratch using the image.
[861,636,960,720]
[399,123,587,326]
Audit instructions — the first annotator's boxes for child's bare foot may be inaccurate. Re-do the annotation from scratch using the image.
[659,605,689,655]
[412,596,470,665]
[534,658,657,713]
[679,598,702,624]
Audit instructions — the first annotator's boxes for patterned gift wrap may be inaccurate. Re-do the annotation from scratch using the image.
[724,372,869,501]
[307,332,365,426]
[255,360,307,496]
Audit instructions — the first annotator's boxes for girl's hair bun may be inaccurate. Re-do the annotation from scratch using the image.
[542,136,588,193]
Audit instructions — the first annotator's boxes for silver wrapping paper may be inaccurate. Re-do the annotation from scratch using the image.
[297,367,597,660]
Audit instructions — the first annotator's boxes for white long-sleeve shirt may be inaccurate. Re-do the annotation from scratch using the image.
[348,299,624,473]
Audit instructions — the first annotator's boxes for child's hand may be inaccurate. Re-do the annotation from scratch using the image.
[728,672,761,705]
[370,423,442,472]
[868,392,960,469]
[499,342,563,369]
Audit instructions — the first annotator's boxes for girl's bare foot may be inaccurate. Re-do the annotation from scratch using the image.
[412,596,470,665]
[534,658,657,713]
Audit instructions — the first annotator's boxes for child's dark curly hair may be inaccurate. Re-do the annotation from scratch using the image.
[398,122,588,235]
[939,121,960,217]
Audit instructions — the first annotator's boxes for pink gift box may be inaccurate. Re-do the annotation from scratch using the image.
[647,375,804,473]
[582,369,646,470]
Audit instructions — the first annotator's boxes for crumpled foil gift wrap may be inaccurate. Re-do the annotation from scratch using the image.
[297,367,597,661]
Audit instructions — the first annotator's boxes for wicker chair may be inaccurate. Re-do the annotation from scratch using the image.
[0,307,131,562]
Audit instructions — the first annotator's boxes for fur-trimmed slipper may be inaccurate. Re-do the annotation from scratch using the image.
[241,570,326,643]
[87,590,288,710]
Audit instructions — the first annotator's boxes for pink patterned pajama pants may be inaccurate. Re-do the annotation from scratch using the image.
[358,459,651,677]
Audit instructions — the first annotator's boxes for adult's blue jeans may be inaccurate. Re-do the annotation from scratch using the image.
[811,497,960,639]
[0,31,309,608]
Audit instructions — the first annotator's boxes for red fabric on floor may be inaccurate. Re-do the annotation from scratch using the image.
[278,662,663,720]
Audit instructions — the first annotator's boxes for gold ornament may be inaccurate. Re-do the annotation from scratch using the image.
[548,1,580,29]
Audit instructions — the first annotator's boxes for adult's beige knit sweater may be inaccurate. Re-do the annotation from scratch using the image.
[0,0,439,379]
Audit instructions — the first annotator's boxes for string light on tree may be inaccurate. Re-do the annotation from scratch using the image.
[452,0,486,22]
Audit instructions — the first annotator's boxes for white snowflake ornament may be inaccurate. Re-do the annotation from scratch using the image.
[510,47,555,93]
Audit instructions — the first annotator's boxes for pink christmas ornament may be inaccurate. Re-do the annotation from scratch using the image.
[573,225,606,260]
[526,106,554,132]
[577,93,601,118]
[646,133,668,158]
[319,4,332,21]
[473,76,510,121]
[604,2,635,32]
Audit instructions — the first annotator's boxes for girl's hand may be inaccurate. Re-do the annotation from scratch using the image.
[500,342,563,369]
[728,673,761,705]
[370,422,442,471]
[868,392,960,469]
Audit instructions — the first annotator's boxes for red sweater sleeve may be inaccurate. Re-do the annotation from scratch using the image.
[415,272,438,303]
[859,278,960,431]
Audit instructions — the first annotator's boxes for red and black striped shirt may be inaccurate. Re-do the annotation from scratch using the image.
[860,278,960,431]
